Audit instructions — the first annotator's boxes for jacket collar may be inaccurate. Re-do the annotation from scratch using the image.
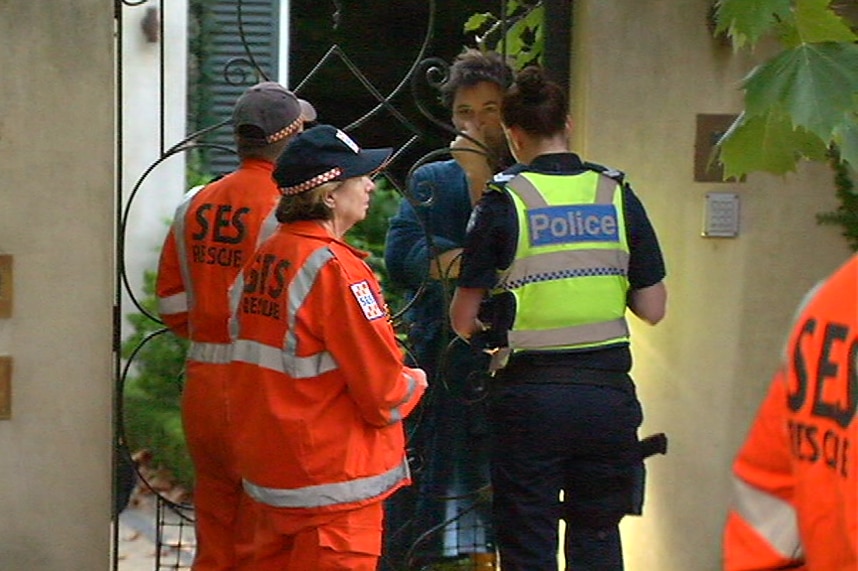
[239,157,276,172]
[283,220,370,259]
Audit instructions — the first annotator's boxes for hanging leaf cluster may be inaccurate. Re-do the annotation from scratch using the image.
[714,0,858,178]
[464,0,544,70]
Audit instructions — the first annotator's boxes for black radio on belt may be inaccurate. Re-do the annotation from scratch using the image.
[471,293,513,352]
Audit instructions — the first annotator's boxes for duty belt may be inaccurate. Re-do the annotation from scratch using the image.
[497,357,633,391]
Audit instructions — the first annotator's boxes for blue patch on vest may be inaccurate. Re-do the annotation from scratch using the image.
[527,204,619,246]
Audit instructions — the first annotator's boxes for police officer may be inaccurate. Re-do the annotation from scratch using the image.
[450,66,667,571]
[723,254,858,570]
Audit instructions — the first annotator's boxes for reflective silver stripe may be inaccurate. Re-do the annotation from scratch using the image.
[390,372,419,424]
[157,292,188,316]
[228,273,245,342]
[499,173,626,290]
[507,171,618,208]
[231,245,338,379]
[780,279,826,362]
[498,249,630,290]
[732,476,804,560]
[187,341,232,364]
[283,247,337,378]
[595,173,618,204]
[226,210,287,342]
[508,317,629,350]
[257,208,279,246]
[172,184,208,315]
[502,171,628,351]
[232,338,336,377]
[506,174,548,208]
[242,459,410,509]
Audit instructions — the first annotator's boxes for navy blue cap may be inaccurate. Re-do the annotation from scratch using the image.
[273,125,393,195]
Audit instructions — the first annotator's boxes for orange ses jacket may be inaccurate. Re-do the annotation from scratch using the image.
[723,254,858,571]
[228,220,427,513]
[156,159,281,346]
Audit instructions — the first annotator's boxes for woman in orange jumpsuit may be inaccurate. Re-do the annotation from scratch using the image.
[228,124,427,570]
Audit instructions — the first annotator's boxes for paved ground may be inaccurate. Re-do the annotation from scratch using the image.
[116,496,196,571]
[116,509,161,571]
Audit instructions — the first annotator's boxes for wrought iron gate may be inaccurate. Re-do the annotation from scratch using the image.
[113,1,542,569]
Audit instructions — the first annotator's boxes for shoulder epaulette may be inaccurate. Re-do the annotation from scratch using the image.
[486,172,516,192]
[582,161,625,183]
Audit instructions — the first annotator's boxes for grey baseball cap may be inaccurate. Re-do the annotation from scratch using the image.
[232,81,317,144]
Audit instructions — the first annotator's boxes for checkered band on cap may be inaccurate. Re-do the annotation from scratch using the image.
[279,167,343,195]
[267,116,303,144]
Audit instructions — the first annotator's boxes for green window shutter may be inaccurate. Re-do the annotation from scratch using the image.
[207,0,281,176]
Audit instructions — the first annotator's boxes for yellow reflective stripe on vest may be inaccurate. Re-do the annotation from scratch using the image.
[242,459,410,509]
[501,171,630,351]
[731,476,804,560]
[231,245,338,379]
[187,341,232,364]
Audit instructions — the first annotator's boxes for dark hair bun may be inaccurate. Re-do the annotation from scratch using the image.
[515,66,547,103]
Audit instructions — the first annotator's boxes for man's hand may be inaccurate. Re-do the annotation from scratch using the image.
[450,122,493,206]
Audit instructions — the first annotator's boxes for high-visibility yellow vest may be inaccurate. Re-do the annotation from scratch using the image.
[492,170,631,352]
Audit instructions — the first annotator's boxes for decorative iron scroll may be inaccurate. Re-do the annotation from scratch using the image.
[115,1,525,569]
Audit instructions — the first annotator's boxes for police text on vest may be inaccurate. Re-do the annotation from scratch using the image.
[528,204,619,246]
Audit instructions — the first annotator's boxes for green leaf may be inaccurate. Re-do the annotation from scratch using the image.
[715,0,792,47]
[506,0,537,16]
[504,15,534,59]
[464,13,493,33]
[835,115,858,168]
[744,43,858,140]
[520,4,544,31]
[794,0,857,43]
[717,111,829,177]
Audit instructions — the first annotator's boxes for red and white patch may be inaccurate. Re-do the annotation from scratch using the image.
[350,281,384,320]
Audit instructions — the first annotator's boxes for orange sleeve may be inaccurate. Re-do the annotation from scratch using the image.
[314,257,426,428]
[723,372,805,571]
[155,227,190,338]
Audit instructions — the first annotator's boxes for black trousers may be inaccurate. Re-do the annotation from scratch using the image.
[489,369,643,571]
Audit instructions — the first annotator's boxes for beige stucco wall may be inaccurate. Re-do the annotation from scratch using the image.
[121,0,188,338]
[572,1,852,569]
[0,2,114,570]
[0,1,852,570]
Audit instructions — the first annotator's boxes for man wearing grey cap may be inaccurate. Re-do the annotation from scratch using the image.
[156,81,315,571]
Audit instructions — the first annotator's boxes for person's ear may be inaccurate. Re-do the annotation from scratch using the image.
[503,124,521,153]
[323,194,336,208]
